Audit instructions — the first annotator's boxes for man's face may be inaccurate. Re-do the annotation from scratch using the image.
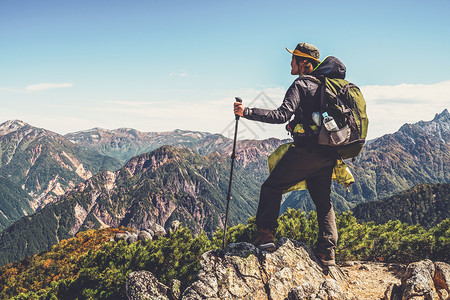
[290,56,299,75]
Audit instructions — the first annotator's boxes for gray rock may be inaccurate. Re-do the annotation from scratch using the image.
[126,270,172,300]
[288,282,317,300]
[138,230,153,242]
[126,233,139,244]
[223,242,260,258]
[425,290,440,300]
[327,265,349,283]
[383,260,450,300]
[402,259,436,299]
[150,222,167,237]
[144,229,155,237]
[182,239,347,300]
[318,279,346,300]
[170,220,181,233]
[114,232,129,242]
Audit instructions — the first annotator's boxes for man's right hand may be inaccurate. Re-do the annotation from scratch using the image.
[234,102,244,117]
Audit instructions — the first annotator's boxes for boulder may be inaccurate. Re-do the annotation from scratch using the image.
[170,220,181,233]
[138,230,153,242]
[384,260,450,300]
[126,270,173,300]
[182,239,348,300]
[402,260,436,299]
[150,222,167,237]
[114,232,129,242]
[126,233,138,244]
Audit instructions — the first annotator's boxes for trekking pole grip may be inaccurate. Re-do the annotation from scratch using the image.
[235,97,242,120]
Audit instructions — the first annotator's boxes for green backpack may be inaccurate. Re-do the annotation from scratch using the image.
[317,77,369,159]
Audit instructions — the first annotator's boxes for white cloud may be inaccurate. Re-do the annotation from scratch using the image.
[25,83,74,91]
[362,80,450,101]
[28,81,447,141]
[360,81,450,139]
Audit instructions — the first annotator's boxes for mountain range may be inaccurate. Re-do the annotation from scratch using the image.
[0,145,265,266]
[0,119,286,231]
[0,109,448,266]
[0,120,122,230]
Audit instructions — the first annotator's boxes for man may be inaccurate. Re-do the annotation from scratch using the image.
[233,42,347,266]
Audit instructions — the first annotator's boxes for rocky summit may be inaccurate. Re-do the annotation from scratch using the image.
[127,238,350,300]
[126,238,450,300]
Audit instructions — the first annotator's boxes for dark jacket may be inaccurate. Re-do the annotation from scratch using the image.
[243,56,347,126]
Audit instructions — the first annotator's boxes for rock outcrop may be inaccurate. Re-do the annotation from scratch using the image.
[127,238,352,300]
[386,259,450,300]
[126,238,450,300]
[181,238,349,300]
[126,270,180,300]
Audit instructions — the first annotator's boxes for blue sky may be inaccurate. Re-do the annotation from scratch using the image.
[1,0,449,140]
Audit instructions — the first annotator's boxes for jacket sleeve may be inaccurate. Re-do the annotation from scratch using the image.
[243,82,300,124]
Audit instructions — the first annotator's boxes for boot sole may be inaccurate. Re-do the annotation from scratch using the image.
[320,259,336,267]
[257,242,276,252]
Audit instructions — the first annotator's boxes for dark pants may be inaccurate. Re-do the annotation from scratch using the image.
[255,145,338,253]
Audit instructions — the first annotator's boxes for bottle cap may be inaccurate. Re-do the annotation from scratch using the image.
[322,112,329,118]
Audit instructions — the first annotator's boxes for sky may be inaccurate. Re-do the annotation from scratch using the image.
[1,0,449,141]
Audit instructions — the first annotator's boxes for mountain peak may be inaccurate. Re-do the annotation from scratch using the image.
[433,108,449,121]
[0,120,29,136]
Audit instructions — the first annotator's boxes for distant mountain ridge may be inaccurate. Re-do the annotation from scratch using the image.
[65,128,230,164]
[352,183,450,228]
[0,120,122,229]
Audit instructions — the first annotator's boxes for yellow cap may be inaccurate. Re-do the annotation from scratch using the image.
[285,42,321,64]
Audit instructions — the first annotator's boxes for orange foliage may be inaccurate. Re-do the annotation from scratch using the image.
[0,227,132,298]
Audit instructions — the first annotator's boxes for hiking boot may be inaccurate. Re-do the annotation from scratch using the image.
[313,248,336,267]
[252,228,276,252]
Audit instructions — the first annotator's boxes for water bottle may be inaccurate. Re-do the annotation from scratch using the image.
[322,112,346,144]
[322,112,339,131]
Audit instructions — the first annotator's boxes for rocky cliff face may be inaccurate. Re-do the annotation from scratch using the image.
[66,145,261,234]
[126,239,450,300]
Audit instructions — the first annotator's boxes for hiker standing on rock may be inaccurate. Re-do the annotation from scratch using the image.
[234,42,346,266]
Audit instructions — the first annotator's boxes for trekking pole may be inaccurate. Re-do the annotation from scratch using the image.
[223,97,242,250]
